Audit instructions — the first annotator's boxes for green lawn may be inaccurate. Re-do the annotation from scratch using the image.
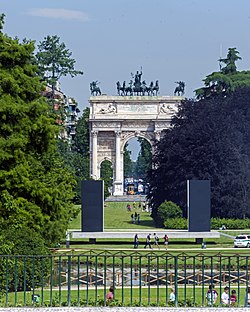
[67,203,250,253]
[69,202,155,230]
[4,287,248,307]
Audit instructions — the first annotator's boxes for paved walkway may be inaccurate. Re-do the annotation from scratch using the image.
[0,307,249,311]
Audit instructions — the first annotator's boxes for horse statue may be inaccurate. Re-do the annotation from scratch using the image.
[116,81,121,95]
[146,81,154,96]
[125,80,133,95]
[90,81,101,96]
[174,81,185,96]
[153,80,159,96]
[141,80,147,96]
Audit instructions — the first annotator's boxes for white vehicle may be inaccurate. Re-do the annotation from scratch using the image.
[234,234,250,248]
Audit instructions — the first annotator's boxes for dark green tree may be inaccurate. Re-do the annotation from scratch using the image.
[148,87,250,224]
[100,160,113,199]
[134,138,152,179]
[0,227,50,291]
[195,48,250,99]
[0,17,77,245]
[124,142,133,177]
[57,107,90,203]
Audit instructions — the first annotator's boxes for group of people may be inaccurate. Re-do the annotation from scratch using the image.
[206,284,250,307]
[134,233,169,249]
[106,284,250,306]
[127,201,148,212]
[131,212,140,224]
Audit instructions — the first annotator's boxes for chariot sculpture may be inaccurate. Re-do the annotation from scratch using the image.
[116,68,159,96]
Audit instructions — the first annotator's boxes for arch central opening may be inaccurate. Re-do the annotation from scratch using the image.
[123,137,152,195]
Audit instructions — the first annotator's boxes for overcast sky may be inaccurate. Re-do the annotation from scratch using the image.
[2,0,250,113]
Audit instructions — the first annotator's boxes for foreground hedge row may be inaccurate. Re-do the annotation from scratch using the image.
[164,217,250,230]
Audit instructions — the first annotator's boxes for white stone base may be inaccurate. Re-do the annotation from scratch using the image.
[113,180,123,196]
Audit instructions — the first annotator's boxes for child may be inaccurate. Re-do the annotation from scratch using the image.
[169,287,175,302]
[221,286,229,306]
[230,289,237,306]
[206,284,218,305]
[106,286,114,302]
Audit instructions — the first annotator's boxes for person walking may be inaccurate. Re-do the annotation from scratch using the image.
[163,234,169,250]
[154,233,160,249]
[137,213,140,224]
[134,233,139,248]
[144,233,152,249]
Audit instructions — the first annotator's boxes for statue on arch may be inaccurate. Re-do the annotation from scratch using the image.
[90,80,101,96]
[174,81,185,96]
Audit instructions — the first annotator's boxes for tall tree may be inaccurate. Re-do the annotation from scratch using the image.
[134,138,152,180]
[148,88,250,224]
[195,48,250,99]
[56,107,90,203]
[123,142,133,178]
[0,17,77,245]
[36,35,83,88]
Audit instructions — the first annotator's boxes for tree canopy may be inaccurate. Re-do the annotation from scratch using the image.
[36,35,83,87]
[148,87,250,224]
[0,18,77,246]
[195,48,250,99]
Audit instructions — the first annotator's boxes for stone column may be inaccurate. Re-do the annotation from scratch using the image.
[91,130,98,179]
[113,130,123,195]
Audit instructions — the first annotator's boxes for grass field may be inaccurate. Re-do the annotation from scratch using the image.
[66,202,250,253]
[4,286,249,307]
[69,202,154,230]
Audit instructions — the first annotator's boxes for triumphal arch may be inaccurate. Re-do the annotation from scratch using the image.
[89,94,183,196]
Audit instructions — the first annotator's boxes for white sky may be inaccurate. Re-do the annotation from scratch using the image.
[2,0,250,113]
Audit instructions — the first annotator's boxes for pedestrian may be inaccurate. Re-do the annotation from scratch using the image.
[169,287,175,302]
[246,287,250,307]
[138,201,142,210]
[230,289,237,306]
[142,202,146,211]
[127,204,131,212]
[144,233,152,249]
[134,233,139,248]
[106,286,114,303]
[133,214,136,223]
[163,234,169,250]
[131,213,134,223]
[221,286,229,306]
[133,201,136,209]
[154,233,160,249]
[137,213,140,223]
[206,284,218,306]
[134,211,138,219]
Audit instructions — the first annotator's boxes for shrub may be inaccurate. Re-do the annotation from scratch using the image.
[0,227,50,292]
[157,201,182,226]
[164,218,188,229]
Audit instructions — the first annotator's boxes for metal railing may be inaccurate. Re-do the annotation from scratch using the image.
[0,252,249,307]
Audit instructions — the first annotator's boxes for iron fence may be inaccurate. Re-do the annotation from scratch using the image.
[0,251,249,307]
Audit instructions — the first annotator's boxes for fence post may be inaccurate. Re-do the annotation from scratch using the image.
[5,255,8,307]
[67,255,71,306]
[174,256,178,307]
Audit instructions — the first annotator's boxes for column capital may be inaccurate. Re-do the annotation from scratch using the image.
[91,130,98,137]
[115,130,122,137]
